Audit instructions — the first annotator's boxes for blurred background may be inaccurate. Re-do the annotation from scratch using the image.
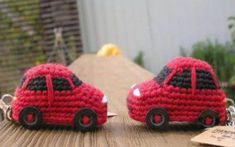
[1,0,235,99]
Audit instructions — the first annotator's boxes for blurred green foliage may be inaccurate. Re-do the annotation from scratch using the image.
[181,16,235,99]
[181,40,235,82]
[133,51,144,67]
[181,41,235,98]
[0,0,45,65]
[0,0,45,93]
[0,0,82,94]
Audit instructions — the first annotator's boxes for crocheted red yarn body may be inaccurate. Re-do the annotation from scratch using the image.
[127,57,226,128]
[11,64,107,128]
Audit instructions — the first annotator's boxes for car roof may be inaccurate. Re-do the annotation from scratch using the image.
[24,63,73,78]
[166,57,212,71]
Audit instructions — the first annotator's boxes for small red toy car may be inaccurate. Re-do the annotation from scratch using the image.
[127,57,226,129]
[11,64,107,132]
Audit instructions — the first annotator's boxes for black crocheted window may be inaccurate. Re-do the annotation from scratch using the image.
[196,70,216,89]
[154,66,171,85]
[70,74,82,87]
[52,77,72,91]
[169,69,191,89]
[18,76,26,88]
[27,76,47,91]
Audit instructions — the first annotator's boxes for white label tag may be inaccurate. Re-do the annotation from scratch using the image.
[107,112,117,117]
[191,126,235,147]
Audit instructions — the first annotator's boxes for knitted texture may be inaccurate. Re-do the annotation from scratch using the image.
[11,64,107,126]
[127,57,226,125]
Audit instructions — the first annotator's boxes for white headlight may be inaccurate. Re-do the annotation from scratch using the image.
[102,95,108,103]
[133,88,141,97]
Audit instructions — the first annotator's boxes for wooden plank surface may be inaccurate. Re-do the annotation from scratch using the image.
[0,54,206,147]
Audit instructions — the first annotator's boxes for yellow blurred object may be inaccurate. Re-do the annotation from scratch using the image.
[97,43,121,56]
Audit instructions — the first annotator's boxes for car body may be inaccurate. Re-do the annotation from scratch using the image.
[127,57,226,129]
[11,64,107,131]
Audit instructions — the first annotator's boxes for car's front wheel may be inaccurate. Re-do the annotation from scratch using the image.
[73,108,97,132]
[145,108,169,130]
[198,110,219,128]
[19,106,42,129]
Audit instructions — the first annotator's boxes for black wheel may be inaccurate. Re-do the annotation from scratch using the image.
[198,110,219,128]
[73,108,97,132]
[19,106,42,130]
[145,108,169,130]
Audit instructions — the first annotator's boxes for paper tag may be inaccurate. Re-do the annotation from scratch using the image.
[107,112,117,117]
[191,126,235,147]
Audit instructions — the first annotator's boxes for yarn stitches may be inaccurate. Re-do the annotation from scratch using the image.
[127,57,226,129]
[11,64,107,131]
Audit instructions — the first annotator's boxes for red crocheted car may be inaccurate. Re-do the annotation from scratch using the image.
[11,64,107,132]
[127,57,226,129]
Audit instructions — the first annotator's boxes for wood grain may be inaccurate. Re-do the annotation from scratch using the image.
[0,54,207,147]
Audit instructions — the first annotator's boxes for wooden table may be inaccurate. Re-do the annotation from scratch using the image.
[0,55,205,147]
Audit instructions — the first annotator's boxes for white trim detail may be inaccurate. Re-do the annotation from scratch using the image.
[102,95,108,103]
[133,88,141,97]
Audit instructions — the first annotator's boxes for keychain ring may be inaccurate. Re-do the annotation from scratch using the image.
[1,94,13,103]
[0,94,13,122]
[226,98,235,107]
[226,98,235,127]
[226,108,232,122]
[6,106,12,121]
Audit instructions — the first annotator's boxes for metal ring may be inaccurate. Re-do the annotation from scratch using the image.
[6,106,12,121]
[226,98,235,107]
[1,94,13,103]
[0,94,13,121]
[226,109,232,122]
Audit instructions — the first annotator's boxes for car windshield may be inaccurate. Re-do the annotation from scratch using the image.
[154,66,171,85]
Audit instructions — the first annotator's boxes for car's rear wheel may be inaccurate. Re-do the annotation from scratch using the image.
[73,108,97,132]
[19,106,42,129]
[145,108,169,130]
[198,110,219,128]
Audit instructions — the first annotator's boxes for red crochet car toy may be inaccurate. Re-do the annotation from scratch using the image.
[127,57,226,129]
[11,64,107,132]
